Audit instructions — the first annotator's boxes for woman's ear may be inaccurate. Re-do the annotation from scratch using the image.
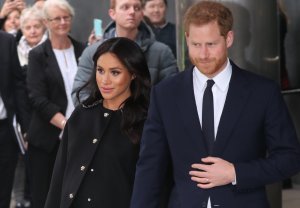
[131,74,136,80]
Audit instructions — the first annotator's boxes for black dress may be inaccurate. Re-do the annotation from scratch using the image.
[70,105,139,207]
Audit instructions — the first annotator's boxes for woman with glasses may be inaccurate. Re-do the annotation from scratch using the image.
[26,0,85,207]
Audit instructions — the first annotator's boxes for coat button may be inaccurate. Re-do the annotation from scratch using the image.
[91,169,94,172]
[88,198,92,202]
[104,113,109,117]
[69,193,74,199]
[92,138,98,144]
[80,166,85,171]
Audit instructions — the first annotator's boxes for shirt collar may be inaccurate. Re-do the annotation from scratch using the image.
[153,21,168,29]
[193,58,232,92]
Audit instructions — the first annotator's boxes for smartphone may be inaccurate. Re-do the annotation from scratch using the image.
[93,18,102,38]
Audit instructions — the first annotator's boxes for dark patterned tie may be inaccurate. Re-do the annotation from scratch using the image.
[202,79,215,154]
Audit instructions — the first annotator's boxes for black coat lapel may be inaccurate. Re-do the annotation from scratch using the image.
[213,64,251,156]
[43,37,85,93]
[175,67,209,155]
[70,37,85,62]
[44,39,66,90]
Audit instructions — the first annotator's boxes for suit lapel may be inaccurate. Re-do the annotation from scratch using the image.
[44,40,66,90]
[213,65,251,156]
[70,37,84,62]
[175,67,209,155]
[44,37,84,93]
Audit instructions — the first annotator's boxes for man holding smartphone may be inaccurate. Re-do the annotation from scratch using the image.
[72,0,178,104]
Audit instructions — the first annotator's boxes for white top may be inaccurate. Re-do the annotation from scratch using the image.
[0,95,7,119]
[17,34,47,66]
[192,59,232,208]
[53,45,77,119]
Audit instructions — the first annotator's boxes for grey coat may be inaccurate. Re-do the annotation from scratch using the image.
[72,21,178,105]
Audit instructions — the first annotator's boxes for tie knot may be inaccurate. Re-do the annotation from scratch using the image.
[206,79,215,89]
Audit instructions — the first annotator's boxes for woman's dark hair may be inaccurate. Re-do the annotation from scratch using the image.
[79,37,151,143]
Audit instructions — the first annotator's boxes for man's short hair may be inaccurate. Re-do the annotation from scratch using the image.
[142,0,167,8]
[110,0,143,9]
[184,1,233,37]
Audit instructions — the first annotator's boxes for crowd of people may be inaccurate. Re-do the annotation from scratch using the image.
[0,0,300,208]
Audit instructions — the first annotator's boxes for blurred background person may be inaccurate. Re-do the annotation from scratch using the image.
[142,0,176,58]
[0,30,30,208]
[11,6,47,208]
[33,0,46,10]
[45,37,151,208]
[18,6,47,71]
[2,8,20,36]
[0,0,26,41]
[26,0,85,207]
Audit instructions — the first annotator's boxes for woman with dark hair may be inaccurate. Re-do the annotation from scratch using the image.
[44,37,151,208]
[0,0,26,41]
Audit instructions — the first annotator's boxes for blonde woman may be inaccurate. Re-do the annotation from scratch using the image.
[26,0,85,207]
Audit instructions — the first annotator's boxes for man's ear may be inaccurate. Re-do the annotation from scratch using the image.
[226,31,234,48]
[108,8,115,21]
[185,31,189,38]
[185,32,189,47]
[184,32,189,43]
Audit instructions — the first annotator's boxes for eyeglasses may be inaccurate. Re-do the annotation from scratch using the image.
[48,16,72,24]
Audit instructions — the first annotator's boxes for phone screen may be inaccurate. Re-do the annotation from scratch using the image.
[94,19,102,38]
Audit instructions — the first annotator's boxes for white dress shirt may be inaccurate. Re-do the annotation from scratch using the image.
[193,59,232,208]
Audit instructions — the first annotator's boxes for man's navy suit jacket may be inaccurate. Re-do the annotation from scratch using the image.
[131,62,300,208]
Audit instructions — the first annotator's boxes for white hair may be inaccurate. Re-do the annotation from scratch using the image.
[20,6,45,29]
[43,0,75,19]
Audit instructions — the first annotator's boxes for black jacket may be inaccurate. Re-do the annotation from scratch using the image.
[0,31,30,140]
[45,102,140,208]
[26,37,85,152]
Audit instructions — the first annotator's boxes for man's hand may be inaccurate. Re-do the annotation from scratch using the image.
[14,0,26,12]
[189,157,236,189]
[87,30,102,46]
